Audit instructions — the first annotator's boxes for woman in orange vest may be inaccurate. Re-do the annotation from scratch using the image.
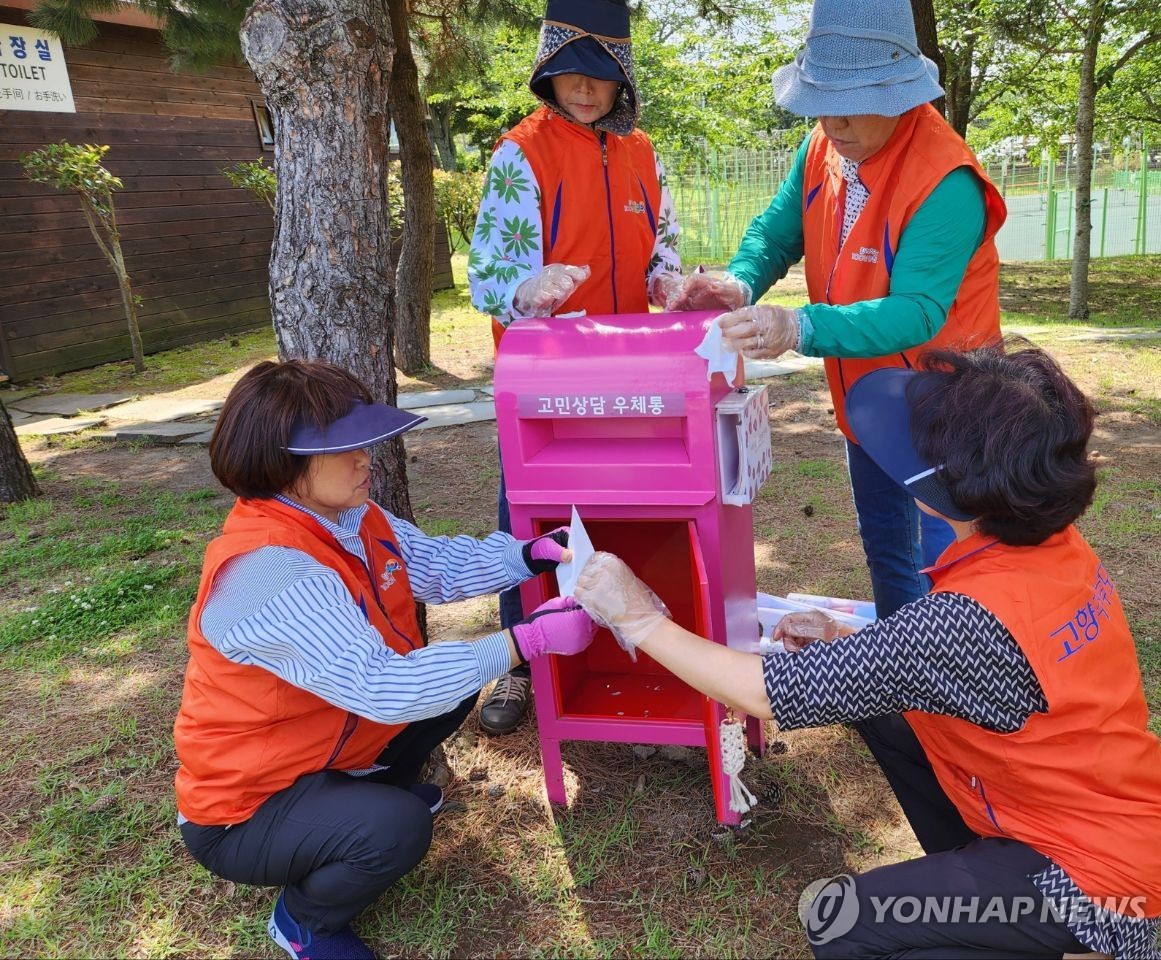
[672,0,1007,625]
[468,0,685,736]
[575,344,1161,959]
[174,360,596,960]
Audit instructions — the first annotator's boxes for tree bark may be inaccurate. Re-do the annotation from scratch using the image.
[239,0,413,519]
[943,25,975,139]
[388,0,435,376]
[428,102,458,171]
[0,403,39,503]
[910,0,947,117]
[1069,8,1102,321]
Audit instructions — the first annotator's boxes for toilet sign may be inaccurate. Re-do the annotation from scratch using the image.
[0,24,75,112]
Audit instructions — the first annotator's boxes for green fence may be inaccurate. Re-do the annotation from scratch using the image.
[661,142,1161,264]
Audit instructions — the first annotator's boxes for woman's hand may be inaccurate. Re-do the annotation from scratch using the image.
[574,552,669,649]
[510,597,596,661]
[773,609,856,653]
[522,526,572,574]
[649,271,684,309]
[717,304,800,358]
[667,272,748,312]
[513,263,591,315]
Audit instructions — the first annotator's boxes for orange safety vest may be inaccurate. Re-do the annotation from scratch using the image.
[802,104,1008,438]
[490,105,662,351]
[173,497,424,826]
[906,527,1161,915]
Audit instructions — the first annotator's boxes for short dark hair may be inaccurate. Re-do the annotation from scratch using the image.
[909,342,1097,546]
[209,359,372,499]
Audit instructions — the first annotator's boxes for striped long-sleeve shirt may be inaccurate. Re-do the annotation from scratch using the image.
[199,496,528,727]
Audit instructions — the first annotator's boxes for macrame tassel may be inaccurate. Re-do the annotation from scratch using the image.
[719,715,758,815]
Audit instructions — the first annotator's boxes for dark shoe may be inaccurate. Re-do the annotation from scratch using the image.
[408,782,444,815]
[478,671,531,735]
[268,891,374,959]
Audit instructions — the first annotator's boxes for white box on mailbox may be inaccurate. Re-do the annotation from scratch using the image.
[714,385,772,506]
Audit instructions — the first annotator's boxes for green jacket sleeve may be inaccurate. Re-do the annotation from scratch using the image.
[799,166,988,358]
[727,135,810,298]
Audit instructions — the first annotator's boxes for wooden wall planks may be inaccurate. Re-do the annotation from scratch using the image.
[0,8,455,382]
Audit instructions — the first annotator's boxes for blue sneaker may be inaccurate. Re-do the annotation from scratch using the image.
[267,891,374,960]
[408,782,444,815]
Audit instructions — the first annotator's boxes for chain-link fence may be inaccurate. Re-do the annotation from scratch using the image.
[661,141,1161,264]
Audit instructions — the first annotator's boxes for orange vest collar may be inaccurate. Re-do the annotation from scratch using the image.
[920,530,1000,576]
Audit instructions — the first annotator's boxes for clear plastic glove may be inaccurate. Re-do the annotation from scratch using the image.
[667,271,748,312]
[510,596,596,661]
[717,304,800,358]
[522,526,572,575]
[574,552,671,659]
[513,263,591,316]
[772,609,856,653]
[648,271,684,309]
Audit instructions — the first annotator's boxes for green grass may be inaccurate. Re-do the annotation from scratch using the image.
[0,476,234,957]
[20,329,276,399]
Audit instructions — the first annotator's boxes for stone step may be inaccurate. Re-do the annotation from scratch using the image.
[10,392,133,416]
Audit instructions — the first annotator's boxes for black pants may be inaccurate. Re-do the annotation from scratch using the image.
[181,693,476,936]
[812,714,1088,959]
[497,455,530,680]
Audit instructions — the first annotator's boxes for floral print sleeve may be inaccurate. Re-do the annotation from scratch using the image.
[469,141,543,325]
[647,151,683,287]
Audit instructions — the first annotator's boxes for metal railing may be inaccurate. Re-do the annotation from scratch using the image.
[661,142,1161,264]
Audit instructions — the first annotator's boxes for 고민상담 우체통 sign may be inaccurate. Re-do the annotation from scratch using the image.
[0,23,75,112]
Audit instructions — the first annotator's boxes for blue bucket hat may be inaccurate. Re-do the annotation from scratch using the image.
[529,0,639,135]
[772,0,944,118]
[845,368,975,522]
[286,400,425,455]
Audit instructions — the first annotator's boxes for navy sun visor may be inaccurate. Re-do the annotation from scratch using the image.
[285,401,425,455]
[844,368,975,522]
[531,35,628,97]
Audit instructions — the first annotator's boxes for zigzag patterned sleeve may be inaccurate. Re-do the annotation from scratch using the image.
[762,592,1048,733]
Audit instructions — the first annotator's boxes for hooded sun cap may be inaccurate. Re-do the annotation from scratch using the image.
[285,400,426,455]
[529,0,639,136]
[844,368,975,522]
[772,0,944,118]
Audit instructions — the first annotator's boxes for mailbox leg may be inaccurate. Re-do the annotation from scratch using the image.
[540,737,567,805]
[746,714,766,757]
[704,699,741,826]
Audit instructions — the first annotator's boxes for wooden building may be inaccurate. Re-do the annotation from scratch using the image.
[0,1,452,383]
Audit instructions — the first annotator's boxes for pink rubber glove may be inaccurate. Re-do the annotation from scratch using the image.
[667,272,748,312]
[510,597,596,662]
[772,609,856,653]
[513,264,591,316]
[717,304,800,358]
[522,526,572,574]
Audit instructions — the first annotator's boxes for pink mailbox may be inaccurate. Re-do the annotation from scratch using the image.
[494,310,770,825]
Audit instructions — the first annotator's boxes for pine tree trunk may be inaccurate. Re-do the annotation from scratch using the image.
[428,103,457,171]
[388,0,434,376]
[239,0,413,519]
[0,404,40,503]
[943,32,975,139]
[1069,13,1101,321]
[909,0,947,117]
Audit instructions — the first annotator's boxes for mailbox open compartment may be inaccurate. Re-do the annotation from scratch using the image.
[537,518,711,726]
